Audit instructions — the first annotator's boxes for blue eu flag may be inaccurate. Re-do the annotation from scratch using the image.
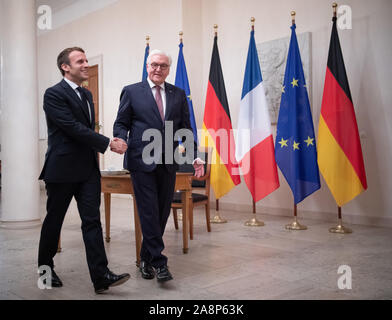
[142,43,149,81]
[275,24,320,204]
[175,42,198,144]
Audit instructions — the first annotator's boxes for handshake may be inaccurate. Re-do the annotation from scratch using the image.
[110,137,127,154]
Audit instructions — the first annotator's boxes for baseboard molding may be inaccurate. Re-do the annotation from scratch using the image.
[214,201,392,229]
[44,190,390,228]
[111,194,134,200]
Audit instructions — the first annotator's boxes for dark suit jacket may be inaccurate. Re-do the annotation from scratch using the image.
[113,80,197,172]
[39,79,109,183]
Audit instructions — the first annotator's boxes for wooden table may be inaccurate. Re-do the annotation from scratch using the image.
[101,172,193,266]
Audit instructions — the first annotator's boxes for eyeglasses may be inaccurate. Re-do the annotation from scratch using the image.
[149,63,169,70]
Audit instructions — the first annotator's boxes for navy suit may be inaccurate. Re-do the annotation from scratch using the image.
[38,79,110,284]
[113,80,197,267]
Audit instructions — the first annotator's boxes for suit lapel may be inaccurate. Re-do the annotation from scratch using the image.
[60,79,91,124]
[164,82,174,121]
[86,93,95,129]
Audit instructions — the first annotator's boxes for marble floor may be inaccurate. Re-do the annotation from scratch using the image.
[0,191,391,300]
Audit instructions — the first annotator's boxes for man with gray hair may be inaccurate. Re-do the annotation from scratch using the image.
[113,49,204,282]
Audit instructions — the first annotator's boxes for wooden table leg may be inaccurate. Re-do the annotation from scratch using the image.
[133,196,142,267]
[104,193,111,242]
[189,201,194,240]
[182,190,190,254]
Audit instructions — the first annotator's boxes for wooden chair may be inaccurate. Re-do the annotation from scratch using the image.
[171,148,211,240]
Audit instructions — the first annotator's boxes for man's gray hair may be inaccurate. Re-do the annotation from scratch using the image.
[147,49,172,66]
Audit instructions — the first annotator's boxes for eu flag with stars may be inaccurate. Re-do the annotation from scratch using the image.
[142,43,149,81]
[175,42,198,144]
[275,24,320,204]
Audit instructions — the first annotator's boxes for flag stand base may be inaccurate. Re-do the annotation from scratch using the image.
[329,219,352,234]
[210,210,227,224]
[244,217,264,227]
[285,218,307,230]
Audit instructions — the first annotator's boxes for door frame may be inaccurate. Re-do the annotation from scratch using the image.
[87,54,105,169]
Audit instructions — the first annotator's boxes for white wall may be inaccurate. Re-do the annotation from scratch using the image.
[197,0,392,227]
[0,0,4,159]
[38,0,184,169]
[36,0,392,226]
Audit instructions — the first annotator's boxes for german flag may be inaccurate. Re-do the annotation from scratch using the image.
[201,35,241,199]
[317,16,367,207]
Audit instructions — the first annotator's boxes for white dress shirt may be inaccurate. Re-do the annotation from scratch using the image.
[64,77,92,122]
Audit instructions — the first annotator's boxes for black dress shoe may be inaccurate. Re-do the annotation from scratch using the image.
[39,268,63,288]
[94,270,130,294]
[50,270,63,287]
[156,266,173,283]
[140,261,155,280]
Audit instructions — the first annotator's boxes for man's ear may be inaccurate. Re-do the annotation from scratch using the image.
[61,63,70,74]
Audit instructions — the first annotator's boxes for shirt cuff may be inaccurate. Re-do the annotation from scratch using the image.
[105,139,111,152]
[192,157,205,165]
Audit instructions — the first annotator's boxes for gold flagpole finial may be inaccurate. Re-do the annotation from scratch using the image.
[214,24,218,36]
[291,11,296,25]
[251,17,255,31]
[146,35,150,45]
[179,31,183,43]
[332,3,338,17]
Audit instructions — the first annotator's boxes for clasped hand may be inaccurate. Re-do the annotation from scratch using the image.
[193,159,205,178]
[110,137,127,154]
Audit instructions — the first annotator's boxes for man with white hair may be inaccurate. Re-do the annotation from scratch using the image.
[113,50,204,282]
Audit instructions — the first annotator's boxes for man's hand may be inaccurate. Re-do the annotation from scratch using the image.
[193,159,205,178]
[110,137,127,154]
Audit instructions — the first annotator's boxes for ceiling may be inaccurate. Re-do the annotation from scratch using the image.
[35,0,81,13]
[35,0,119,34]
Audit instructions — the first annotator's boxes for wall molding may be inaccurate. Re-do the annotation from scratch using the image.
[215,200,392,229]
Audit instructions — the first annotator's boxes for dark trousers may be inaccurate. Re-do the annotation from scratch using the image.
[131,165,176,268]
[38,168,108,284]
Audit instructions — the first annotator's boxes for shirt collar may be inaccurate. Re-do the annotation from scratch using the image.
[64,77,80,90]
[147,77,165,91]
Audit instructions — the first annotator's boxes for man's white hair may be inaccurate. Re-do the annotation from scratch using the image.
[147,49,172,66]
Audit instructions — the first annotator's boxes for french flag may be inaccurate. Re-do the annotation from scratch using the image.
[236,29,280,202]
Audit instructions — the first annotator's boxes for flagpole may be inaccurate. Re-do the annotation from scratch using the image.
[291,10,295,25]
[283,11,307,231]
[329,206,352,233]
[326,3,352,235]
[245,199,265,227]
[242,17,265,227]
[175,31,185,221]
[207,24,227,224]
[179,31,183,44]
[285,203,307,230]
[333,2,337,17]
[210,198,228,223]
